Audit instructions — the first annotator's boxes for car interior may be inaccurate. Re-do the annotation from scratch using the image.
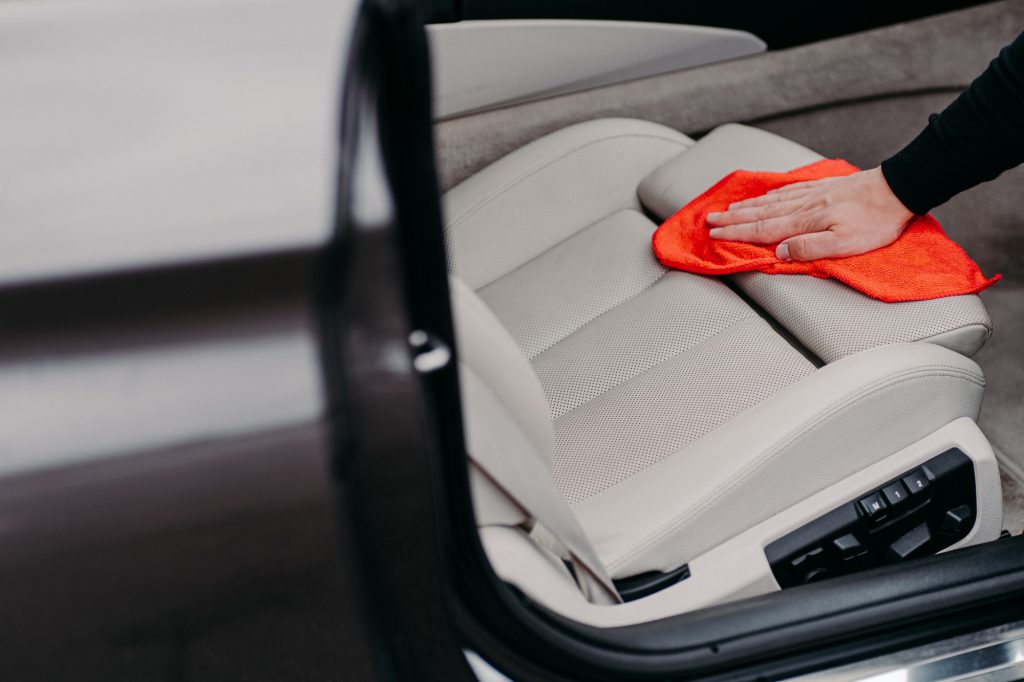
[427,0,1024,626]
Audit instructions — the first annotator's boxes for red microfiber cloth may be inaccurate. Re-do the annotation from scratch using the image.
[652,159,1001,302]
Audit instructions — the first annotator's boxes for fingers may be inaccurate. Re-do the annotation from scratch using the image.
[777,230,857,261]
[708,212,823,245]
[724,177,841,210]
[765,177,837,195]
[706,199,805,227]
[725,189,814,210]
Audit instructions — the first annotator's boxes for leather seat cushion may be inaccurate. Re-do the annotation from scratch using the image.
[444,118,815,507]
[639,123,992,362]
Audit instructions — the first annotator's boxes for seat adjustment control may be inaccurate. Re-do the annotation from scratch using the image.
[833,533,863,558]
[833,533,872,568]
[901,469,931,497]
[887,522,932,561]
[790,546,824,570]
[790,547,830,583]
[882,481,910,509]
[940,505,973,535]
[766,449,977,589]
[858,492,888,522]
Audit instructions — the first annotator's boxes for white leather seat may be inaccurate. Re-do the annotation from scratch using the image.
[444,119,999,603]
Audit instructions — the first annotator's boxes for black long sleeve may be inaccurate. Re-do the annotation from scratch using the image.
[881,31,1024,215]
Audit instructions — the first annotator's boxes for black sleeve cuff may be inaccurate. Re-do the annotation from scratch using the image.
[880,117,973,216]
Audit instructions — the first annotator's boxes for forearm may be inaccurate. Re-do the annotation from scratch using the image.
[881,31,1024,215]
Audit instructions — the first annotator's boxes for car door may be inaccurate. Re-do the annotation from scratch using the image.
[0,1,384,679]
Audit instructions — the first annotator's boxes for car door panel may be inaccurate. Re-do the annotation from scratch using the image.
[428,20,764,119]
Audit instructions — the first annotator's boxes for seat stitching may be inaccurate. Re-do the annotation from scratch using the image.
[446,133,690,233]
[475,208,654,293]
[603,366,985,570]
[549,314,765,423]
[519,269,670,360]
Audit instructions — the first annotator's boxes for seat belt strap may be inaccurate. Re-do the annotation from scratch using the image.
[460,365,621,605]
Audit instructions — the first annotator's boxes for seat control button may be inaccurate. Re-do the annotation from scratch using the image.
[833,533,864,559]
[887,523,932,561]
[901,469,931,497]
[833,533,873,570]
[940,505,973,535]
[790,547,824,571]
[882,481,911,509]
[790,547,828,583]
[858,492,888,521]
[803,567,830,583]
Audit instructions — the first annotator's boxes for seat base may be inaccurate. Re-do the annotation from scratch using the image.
[481,418,1001,626]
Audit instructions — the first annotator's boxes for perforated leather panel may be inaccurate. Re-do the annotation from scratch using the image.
[637,122,993,362]
[444,118,817,511]
[475,208,816,506]
[479,209,666,359]
[531,273,754,419]
[552,317,814,505]
[444,119,691,290]
[734,272,992,362]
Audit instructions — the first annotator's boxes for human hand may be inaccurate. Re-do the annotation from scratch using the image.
[705,167,915,261]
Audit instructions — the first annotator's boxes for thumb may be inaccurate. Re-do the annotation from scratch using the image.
[777,231,850,262]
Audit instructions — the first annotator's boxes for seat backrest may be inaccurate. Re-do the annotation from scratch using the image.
[449,278,620,604]
[450,277,554,462]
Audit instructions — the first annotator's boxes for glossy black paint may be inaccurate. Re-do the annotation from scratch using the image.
[321,0,476,678]
[0,253,377,681]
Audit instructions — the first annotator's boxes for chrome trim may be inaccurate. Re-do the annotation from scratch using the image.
[465,650,513,682]
[788,622,1024,681]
